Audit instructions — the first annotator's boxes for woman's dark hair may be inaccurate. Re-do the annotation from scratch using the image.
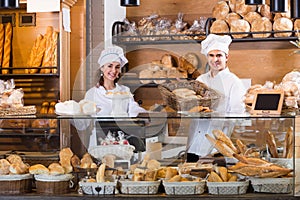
[95,67,121,88]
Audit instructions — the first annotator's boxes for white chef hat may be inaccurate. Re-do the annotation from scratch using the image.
[201,34,232,56]
[98,46,128,68]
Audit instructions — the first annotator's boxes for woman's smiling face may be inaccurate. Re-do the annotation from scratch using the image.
[101,61,121,81]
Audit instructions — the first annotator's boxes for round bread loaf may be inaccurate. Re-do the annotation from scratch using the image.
[230,19,251,38]
[273,17,293,37]
[258,4,273,20]
[153,70,167,84]
[236,0,257,17]
[244,11,262,24]
[228,0,237,12]
[139,69,153,84]
[251,17,273,38]
[294,19,300,37]
[210,19,229,34]
[225,12,241,25]
[212,1,230,20]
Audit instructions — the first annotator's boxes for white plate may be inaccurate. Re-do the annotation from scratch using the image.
[34,174,73,182]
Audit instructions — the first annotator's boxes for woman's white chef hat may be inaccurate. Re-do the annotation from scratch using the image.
[201,34,232,56]
[98,46,128,68]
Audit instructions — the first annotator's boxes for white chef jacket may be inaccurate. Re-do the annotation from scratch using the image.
[82,83,147,149]
[187,67,247,157]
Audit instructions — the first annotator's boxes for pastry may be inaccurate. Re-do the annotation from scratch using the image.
[2,22,12,74]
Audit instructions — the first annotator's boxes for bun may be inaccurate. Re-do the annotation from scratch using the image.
[48,163,65,175]
[2,23,12,74]
[59,147,74,173]
[29,164,49,175]
[0,159,11,175]
[9,162,29,174]
[6,154,23,164]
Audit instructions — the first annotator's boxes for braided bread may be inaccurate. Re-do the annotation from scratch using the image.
[2,23,12,74]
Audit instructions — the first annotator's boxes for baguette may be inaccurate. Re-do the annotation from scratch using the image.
[96,163,106,182]
[2,22,12,74]
[266,131,279,158]
[51,31,58,73]
[205,134,235,157]
[212,130,238,153]
[218,166,228,182]
[0,24,4,68]
[41,26,54,73]
[236,139,247,154]
[27,34,46,73]
[285,126,293,158]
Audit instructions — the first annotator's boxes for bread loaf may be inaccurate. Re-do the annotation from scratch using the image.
[27,34,46,74]
[6,154,22,164]
[251,17,272,38]
[225,12,241,25]
[59,147,74,173]
[0,24,4,69]
[29,164,49,175]
[294,19,300,37]
[273,17,293,37]
[258,4,273,20]
[230,19,250,38]
[9,162,29,174]
[244,11,262,24]
[51,31,58,73]
[210,19,229,34]
[41,26,54,73]
[48,163,65,175]
[2,22,12,74]
[235,0,257,17]
[96,163,106,182]
[212,1,230,20]
[0,159,10,175]
[80,153,94,169]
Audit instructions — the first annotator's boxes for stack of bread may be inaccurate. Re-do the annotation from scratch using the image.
[26,26,59,74]
[138,53,199,84]
[204,129,293,178]
[244,70,300,108]
[210,0,296,38]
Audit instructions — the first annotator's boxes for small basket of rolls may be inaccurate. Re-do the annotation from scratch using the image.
[119,154,161,195]
[206,166,249,195]
[0,154,32,194]
[158,80,219,111]
[29,148,75,194]
[162,166,206,195]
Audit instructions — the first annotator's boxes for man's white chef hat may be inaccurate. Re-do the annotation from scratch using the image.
[201,34,232,56]
[98,46,128,68]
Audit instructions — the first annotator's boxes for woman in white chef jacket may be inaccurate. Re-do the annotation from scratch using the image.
[77,46,146,149]
[186,34,247,162]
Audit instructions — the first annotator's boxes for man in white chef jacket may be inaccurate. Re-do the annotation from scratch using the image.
[186,34,247,162]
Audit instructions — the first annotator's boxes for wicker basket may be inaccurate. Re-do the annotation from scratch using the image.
[206,180,249,195]
[163,180,206,195]
[119,180,161,194]
[0,174,33,194]
[34,174,73,194]
[158,80,220,111]
[79,181,117,195]
[89,145,135,160]
[250,177,293,193]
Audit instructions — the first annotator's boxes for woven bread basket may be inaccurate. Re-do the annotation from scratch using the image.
[158,80,220,111]
[0,174,33,194]
[163,180,206,195]
[250,177,293,193]
[206,180,249,195]
[89,145,135,160]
